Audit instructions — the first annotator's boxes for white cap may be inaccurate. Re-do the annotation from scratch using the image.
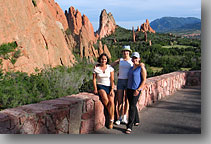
[131,52,140,58]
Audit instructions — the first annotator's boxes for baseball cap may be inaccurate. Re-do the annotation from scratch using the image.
[131,52,140,58]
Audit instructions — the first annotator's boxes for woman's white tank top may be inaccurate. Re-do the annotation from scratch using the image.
[118,58,133,79]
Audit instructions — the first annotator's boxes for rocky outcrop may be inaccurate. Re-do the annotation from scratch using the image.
[132,26,136,42]
[65,7,113,62]
[45,0,69,30]
[96,9,116,39]
[65,7,83,35]
[141,19,156,33]
[98,41,111,59]
[137,26,140,32]
[65,7,98,62]
[132,19,155,42]
[0,0,75,73]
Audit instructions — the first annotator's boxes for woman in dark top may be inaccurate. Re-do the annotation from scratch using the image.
[125,52,147,134]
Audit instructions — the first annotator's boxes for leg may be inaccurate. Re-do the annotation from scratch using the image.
[116,89,124,120]
[126,89,140,130]
[108,91,115,121]
[134,105,140,126]
[122,90,129,123]
[98,89,109,107]
[99,89,114,129]
[123,90,129,116]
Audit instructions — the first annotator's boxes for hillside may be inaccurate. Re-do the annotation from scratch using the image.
[150,17,201,34]
[101,26,201,77]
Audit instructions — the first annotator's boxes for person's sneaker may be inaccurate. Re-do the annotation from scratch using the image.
[121,118,128,124]
[115,120,121,125]
[122,115,128,124]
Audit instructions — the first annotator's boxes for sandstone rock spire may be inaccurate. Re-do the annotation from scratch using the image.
[96,9,116,39]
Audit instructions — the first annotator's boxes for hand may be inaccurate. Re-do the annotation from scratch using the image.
[109,89,114,96]
[93,89,98,95]
[134,90,140,96]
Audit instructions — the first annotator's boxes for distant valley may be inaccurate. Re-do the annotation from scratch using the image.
[150,17,201,38]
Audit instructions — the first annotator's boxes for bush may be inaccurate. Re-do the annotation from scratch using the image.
[0,42,21,65]
[0,60,94,110]
[0,41,17,57]
[32,0,37,7]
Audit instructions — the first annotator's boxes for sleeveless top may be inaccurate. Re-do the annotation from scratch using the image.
[127,66,142,90]
[118,58,133,79]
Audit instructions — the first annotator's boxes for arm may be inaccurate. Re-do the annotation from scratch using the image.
[93,73,98,94]
[110,59,120,67]
[139,62,145,68]
[139,62,147,77]
[134,66,147,96]
[109,71,115,95]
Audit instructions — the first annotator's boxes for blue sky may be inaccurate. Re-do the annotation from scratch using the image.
[54,0,201,31]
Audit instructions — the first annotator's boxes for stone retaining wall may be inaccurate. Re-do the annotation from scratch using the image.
[0,71,201,134]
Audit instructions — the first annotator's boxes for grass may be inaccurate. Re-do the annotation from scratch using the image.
[180,68,192,71]
[162,45,194,49]
[150,66,163,73]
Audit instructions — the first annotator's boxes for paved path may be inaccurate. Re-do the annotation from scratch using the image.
[92,86,201,134]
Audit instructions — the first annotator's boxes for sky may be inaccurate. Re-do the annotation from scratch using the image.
[54,0,201,31]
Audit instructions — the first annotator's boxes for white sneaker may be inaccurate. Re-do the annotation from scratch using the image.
[122,115,128,124]
[115,120,121,125]
[122,118,128,124]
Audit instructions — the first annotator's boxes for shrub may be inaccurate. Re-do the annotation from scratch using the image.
[65,28,71,35]
[0,41,17,57]
[0,59,94,110]
[32,0,37,7]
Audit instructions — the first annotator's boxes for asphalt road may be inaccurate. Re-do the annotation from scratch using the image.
[92,86,201,134]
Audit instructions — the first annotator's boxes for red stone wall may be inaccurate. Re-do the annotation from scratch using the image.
[0,71,200,134]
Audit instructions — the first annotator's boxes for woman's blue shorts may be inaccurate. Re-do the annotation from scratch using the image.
[117,79,128,90]
[97,84,111,94]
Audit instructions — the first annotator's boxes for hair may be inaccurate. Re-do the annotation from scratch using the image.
[122,50,131,54]
[97,53,110,64]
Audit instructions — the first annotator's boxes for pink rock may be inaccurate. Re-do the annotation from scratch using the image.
[0,0,75,74]
[96,9,116,39]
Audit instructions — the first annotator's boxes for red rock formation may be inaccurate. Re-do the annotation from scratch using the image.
[132,26,136,42]
[98,41,111,59]
[65,7,113,61]
[140,19,156,42]
[96,9,116,39]
[103,44,111,59]
[137,26,140,32]
[0,0,75,74]
[98,41,104,55]
[141,19,155,33]
[65,7,83,35]
[65,7,98,62]
[45,0,68,30]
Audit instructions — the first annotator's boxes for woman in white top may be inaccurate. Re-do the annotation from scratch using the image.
[111,45,144,125]
[93,53,115,129]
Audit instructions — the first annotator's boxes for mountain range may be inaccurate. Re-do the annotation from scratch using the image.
[150,17,201,34]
